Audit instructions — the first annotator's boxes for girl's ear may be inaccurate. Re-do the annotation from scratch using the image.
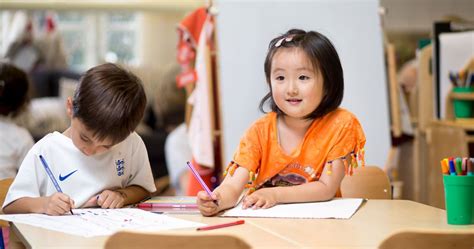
[66,97,73,118]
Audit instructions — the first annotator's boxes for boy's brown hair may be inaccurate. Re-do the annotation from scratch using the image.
[72,63,146,144]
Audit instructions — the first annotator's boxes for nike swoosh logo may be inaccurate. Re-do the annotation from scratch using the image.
[59,170,78,181]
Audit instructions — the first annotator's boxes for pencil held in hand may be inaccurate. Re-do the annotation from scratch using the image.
[186,161,219,206]
[39,155,74,215]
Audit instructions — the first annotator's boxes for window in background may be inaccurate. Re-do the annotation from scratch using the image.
[56,12,91,70]
[0,11,139,71]
[57,11,140,71]
[102,12,138,65]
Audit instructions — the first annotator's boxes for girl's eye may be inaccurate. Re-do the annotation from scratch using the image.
[299,75,310,80]
[275,76,285,81]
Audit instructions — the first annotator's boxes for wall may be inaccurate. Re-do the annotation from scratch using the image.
[139,11,185,68]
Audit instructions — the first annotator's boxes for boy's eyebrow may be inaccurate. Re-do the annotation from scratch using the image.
[79,133,90,140]
[80,132,113,147]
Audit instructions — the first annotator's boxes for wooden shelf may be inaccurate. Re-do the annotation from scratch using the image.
[432,120,474,131]
[449,92,474,100]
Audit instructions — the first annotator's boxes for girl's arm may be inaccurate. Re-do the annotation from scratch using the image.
[243,158,345,208]
[197,167,249,216]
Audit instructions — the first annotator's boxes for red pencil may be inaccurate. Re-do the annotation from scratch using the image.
[196,220,245,231]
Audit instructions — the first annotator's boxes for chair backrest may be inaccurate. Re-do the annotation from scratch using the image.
[104,231,251,249]
[0,178,14,228]
[0,178,13,212]
[340,166,391,199]
[378,230,474,249]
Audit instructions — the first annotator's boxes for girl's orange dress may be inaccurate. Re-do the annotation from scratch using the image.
[225,108,366,193]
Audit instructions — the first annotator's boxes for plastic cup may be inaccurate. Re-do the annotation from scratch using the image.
[443,175,474,225]
[453,87,474,118]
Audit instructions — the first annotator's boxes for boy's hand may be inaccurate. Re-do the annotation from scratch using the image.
[242,188,277,209]
[197,190,220,216]
[97,190,125,209]
[43,193,75,216]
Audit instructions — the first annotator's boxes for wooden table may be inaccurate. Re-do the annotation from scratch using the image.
[9,200,474,249]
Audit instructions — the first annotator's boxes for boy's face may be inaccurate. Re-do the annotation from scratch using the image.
[68,118,115,156]
[66,97,115,156]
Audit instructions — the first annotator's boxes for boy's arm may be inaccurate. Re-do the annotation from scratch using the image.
[116,185,151,206]
[3,193,74,215]
[3,197,46,214]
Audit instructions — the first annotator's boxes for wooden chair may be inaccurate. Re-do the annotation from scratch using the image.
[0,178,14,215]
[104,231,251,249]
[378,230,474,249]
[340,166,392,199]
[0,178,14,248]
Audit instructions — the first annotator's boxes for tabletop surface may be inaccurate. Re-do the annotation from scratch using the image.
[10,200,474,249]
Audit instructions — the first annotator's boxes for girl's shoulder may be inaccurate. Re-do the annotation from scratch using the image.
[248,112,277,130]
[324,108,359,122]
[319,108,362,129]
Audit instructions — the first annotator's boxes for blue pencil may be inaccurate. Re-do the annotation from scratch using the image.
[39,155,74,215]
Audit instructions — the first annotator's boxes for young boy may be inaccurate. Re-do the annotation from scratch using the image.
[2,63,156,215]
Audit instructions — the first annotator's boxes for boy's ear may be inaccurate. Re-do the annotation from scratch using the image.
[66,97,73,118]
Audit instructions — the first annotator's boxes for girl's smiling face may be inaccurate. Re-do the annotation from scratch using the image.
[270,47,324,120]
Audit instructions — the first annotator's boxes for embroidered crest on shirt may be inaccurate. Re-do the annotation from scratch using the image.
[115,159,125,176]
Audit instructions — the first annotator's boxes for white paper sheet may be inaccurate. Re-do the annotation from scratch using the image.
[221,198,364,219]
[0,208,204,237]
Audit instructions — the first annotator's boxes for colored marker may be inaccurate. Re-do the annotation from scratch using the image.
[468,158,474,176]
[448,158,456,176]
[462,157,468,175]
[440,159,449,175]
[197,220,245,231]
[186,161,218,206]
[455,157,463,175]
[39,155,74,215]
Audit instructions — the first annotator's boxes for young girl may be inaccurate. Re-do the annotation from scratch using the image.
[197,29,366,216]
[0,62,34,180]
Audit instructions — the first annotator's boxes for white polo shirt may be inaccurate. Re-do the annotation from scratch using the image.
[3,131,156,208]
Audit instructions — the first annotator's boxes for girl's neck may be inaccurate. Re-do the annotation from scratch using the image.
[280,115,314,134]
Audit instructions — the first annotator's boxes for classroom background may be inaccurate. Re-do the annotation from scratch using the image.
[0,0,473,210]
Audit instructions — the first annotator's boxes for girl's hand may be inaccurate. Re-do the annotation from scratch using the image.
[197,190,220,216]
[242,188,278,209]
[43,193,75,215]
[97,190,125,209]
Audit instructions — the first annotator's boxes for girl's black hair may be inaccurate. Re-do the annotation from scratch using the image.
[0,62,30,117]
[259,29,344,120]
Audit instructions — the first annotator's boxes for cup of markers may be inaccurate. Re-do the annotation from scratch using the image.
[450,70,474,118]
[440,157,474,225]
